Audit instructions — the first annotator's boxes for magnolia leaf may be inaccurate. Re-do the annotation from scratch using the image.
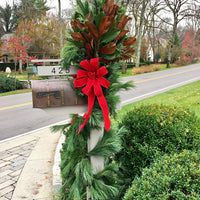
[125,49,135,55]
[101,50,120,60]
[99,16,115,35]
[81,32,92,42]
[99,43,116,54]
[121,16,132,30]
[114,5,119,14]
[85,13,93,22]
[107,5,115,16]
[71,32,86,42]
[101,28,120,43]
[71,21,77,30]
[85,43,93,58]
[73,19,85,30]
[123,37,136,47]
[107,0,114,7]
[103,0,118,16]
[115,30,129,41]
[121,54,132,59]
[90,38,94,48]
[85,21,99,40]
[116,15,132,30]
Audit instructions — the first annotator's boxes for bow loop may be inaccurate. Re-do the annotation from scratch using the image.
[74,58,111,134]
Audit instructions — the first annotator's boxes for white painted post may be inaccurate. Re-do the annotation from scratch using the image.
[87,121,104,200]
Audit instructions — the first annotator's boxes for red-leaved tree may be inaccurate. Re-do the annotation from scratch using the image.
[182,29,200,60]
[4,36,36,65]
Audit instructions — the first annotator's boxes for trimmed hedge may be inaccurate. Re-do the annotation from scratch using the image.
[127,61,150,69]
[124,150,200,200]
[0,63,17,71]
[115,105,200,186]
[0,74,22,92]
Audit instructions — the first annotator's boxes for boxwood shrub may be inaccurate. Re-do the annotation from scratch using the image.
[124,150,200,200]
[115,104,200,187]
[0,74,22,93]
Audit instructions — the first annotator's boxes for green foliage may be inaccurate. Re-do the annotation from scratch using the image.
[124,150,200,200]
[62,0,135,69]
[57,0,135,199]
[61,41,87,69]
[115,104,200,190]
[52,114,126,200]
[0,74,22,93]
[154,52,161,63]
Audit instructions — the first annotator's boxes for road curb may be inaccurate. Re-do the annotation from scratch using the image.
[52,133,65,195]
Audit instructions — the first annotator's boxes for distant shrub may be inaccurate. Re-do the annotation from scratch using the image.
[175,53,192,66]
[124,150,200,200]
[151,64,163,71]
[115,105,200,186]
[0,74,22,93]
[131,64,162,74]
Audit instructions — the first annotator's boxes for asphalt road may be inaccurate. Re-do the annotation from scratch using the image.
[0,63,200,141]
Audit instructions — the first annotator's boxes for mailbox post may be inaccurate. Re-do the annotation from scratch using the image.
[27,64,37,81]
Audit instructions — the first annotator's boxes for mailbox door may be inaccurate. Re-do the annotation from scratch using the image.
[31,79,86,108]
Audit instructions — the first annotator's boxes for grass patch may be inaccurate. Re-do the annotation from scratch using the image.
[117,63,196,78]
[118,64,167,78]
[118,80,200,120]
[0,89,31,97]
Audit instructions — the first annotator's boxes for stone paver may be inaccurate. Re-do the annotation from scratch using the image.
[0,140,37,199]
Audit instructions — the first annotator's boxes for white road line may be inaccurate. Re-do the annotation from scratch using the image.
[1,76,200,143]
[121,77,200,105]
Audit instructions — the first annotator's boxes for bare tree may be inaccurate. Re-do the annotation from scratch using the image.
[162,0,199,67]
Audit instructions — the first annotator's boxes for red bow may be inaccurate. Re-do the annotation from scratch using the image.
[74,58,111,134]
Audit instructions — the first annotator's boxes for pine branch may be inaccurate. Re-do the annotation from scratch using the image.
[88,127,126,157]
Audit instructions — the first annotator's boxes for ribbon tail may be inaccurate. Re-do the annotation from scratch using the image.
[97,95,111,132]
[77,93,95,134]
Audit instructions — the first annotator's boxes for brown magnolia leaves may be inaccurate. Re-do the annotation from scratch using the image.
[85,21,99,40]
[99,16,115,36]
[100,43,116,54]
[103,0,119,16]
[71,32,86,42]
[70,0,136,63]
[116,14,132,30]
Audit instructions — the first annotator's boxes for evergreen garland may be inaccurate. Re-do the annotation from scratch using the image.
[53,0,136,199]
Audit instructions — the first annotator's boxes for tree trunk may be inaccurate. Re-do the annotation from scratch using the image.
[122,61,127,74]
[167,21,177,68]
[135,1,146,67]
[19,59,23,74]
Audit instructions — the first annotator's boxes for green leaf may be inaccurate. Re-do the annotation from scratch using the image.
[100,50,120,60]
[94,11,105,30]
[101,28,121,43]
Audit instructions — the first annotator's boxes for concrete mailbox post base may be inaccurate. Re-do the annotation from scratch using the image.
[87,121,104,200]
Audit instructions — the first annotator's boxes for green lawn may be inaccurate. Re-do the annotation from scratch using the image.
[0,89,31,97]
[118,80,200,120]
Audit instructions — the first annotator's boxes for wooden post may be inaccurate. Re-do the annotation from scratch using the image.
[87,121,104,199]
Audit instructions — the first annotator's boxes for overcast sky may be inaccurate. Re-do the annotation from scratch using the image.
[0,0,72,11]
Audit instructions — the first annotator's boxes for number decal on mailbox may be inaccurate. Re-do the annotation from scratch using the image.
[51,68,56,74]
[38,66,77,76]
